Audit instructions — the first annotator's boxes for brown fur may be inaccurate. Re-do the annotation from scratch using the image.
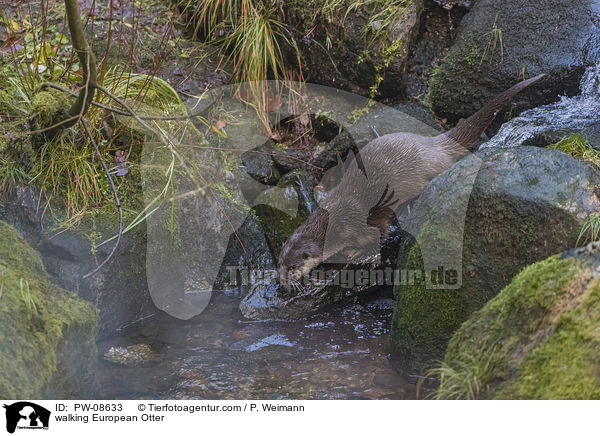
[278,74,546,286]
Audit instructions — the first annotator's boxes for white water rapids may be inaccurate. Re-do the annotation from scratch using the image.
[482,28,600,148]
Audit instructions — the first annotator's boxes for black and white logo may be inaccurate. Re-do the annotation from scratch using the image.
[3,402,50,434]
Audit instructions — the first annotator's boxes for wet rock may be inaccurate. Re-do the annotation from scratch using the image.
[141,131,278,319]
[269,143,311,174]
[214,212,276,295]
[103,344,156,367]
[312,131,358,172]
[432,0,472,9]
[239,253,386,320]
[425,0,599,124]
[439,246,600,399]
[584,121,600,150]
[253,170,319,260]
[240,146,281,185]
[390,146,600,375]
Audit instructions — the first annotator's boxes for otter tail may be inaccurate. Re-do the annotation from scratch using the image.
[445,73,546,150]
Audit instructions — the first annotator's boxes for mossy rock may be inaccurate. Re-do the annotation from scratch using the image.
[253,170,319,260]
[288,0,424,97]
[440,248,600,399]
[425,0,598,124]
[0,185,156,339]
[391,146,600,375]
[29,89,70,132]
[0,220,99,399]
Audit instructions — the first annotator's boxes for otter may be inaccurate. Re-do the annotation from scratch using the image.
[277,74,546,288]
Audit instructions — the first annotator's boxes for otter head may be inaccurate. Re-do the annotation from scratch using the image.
[277,208,329,288]
[277,203,371,289]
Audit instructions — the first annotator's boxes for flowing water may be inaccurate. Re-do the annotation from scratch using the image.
[96,291,417,400]
[482,59,600,149]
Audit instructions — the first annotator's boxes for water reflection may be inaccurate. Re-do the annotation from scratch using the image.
[97,292,416,400]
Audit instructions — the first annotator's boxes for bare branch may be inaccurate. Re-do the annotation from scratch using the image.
[80,118,123,279]
[63,0,97,128]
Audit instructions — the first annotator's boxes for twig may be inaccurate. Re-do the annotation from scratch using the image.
[80,118,123,278]
[41,82,212,121]
[27,114,83,135]
[97,86,248,257]
[96,85,173,144]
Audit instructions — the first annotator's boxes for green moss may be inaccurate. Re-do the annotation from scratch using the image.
[500,322,600,399]
[214,182,251,214]
[391,188,581,374]
[548,133,600,168]
[0,220,99,399]
[424,66,442,113]
[0,90,20,117]
[436,254,600,399]
[463,40,483,68]
[29,89,68,128]
[391,239,472,374]
[424,31,493,121]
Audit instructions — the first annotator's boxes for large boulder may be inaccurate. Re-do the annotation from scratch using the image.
[0,186,157,339]
[0,220,98,399]
[438,247,600,399]
[425,0,600,124]
[293,0,425,97]
[391,146,600,375]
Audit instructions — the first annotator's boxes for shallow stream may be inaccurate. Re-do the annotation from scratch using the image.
[96,292,417,400]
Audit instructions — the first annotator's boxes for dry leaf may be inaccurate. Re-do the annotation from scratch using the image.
[299,113,310,126]
[269,130,283,142]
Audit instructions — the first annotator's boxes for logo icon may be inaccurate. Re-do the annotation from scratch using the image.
[3,402,50,434]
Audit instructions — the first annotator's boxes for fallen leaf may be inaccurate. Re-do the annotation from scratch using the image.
[269,130,283,142]
[113,150,129,176]
[299,113,310,126]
